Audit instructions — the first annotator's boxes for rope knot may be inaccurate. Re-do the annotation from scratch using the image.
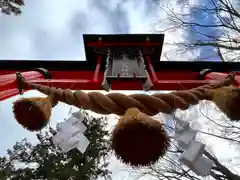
[125,107,141,121]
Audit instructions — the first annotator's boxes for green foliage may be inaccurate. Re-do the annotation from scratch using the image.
[0,111,111,180]
[0,0,24,15]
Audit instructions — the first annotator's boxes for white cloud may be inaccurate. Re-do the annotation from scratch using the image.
[0,0,161,60]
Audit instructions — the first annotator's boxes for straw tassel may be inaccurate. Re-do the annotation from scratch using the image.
[111,107,170,166]
[13,96,58,131]
[205,86,240,121]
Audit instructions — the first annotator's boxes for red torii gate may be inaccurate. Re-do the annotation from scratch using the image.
[0,34,240,101]
[2,34,240,167]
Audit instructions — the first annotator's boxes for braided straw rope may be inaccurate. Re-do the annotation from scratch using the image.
[20,74,234,116]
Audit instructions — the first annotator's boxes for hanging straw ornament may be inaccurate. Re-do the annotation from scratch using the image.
[13,95,58,131]
[205,86,240,121]
[111,107,170,166]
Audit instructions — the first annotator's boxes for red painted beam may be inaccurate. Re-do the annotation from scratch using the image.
[152,80,218,90]
[86,42,162,47]
[28,79,101,90]
[0,71,45,101]
[0,89,30,101]
[0,89,20,101]
[1,70,239,102]
[0,71,44,92]
[26,79,217,91]
[0,70,209,81]
[204,72,240,86]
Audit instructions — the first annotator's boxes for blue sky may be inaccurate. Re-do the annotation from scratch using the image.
[187,0,222,61]
[0,0,237,179]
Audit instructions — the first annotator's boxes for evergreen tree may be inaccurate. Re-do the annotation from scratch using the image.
[0,0,24,15]
[0,111,111,180]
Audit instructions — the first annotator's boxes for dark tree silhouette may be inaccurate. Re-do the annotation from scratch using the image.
[0,111,112,180]
[156,0,240,61]
[0,0,24,15]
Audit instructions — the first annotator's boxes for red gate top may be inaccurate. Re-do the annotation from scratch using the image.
[83,34,165,71]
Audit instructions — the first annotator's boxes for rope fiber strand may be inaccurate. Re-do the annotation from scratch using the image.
[12,72,237,166]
